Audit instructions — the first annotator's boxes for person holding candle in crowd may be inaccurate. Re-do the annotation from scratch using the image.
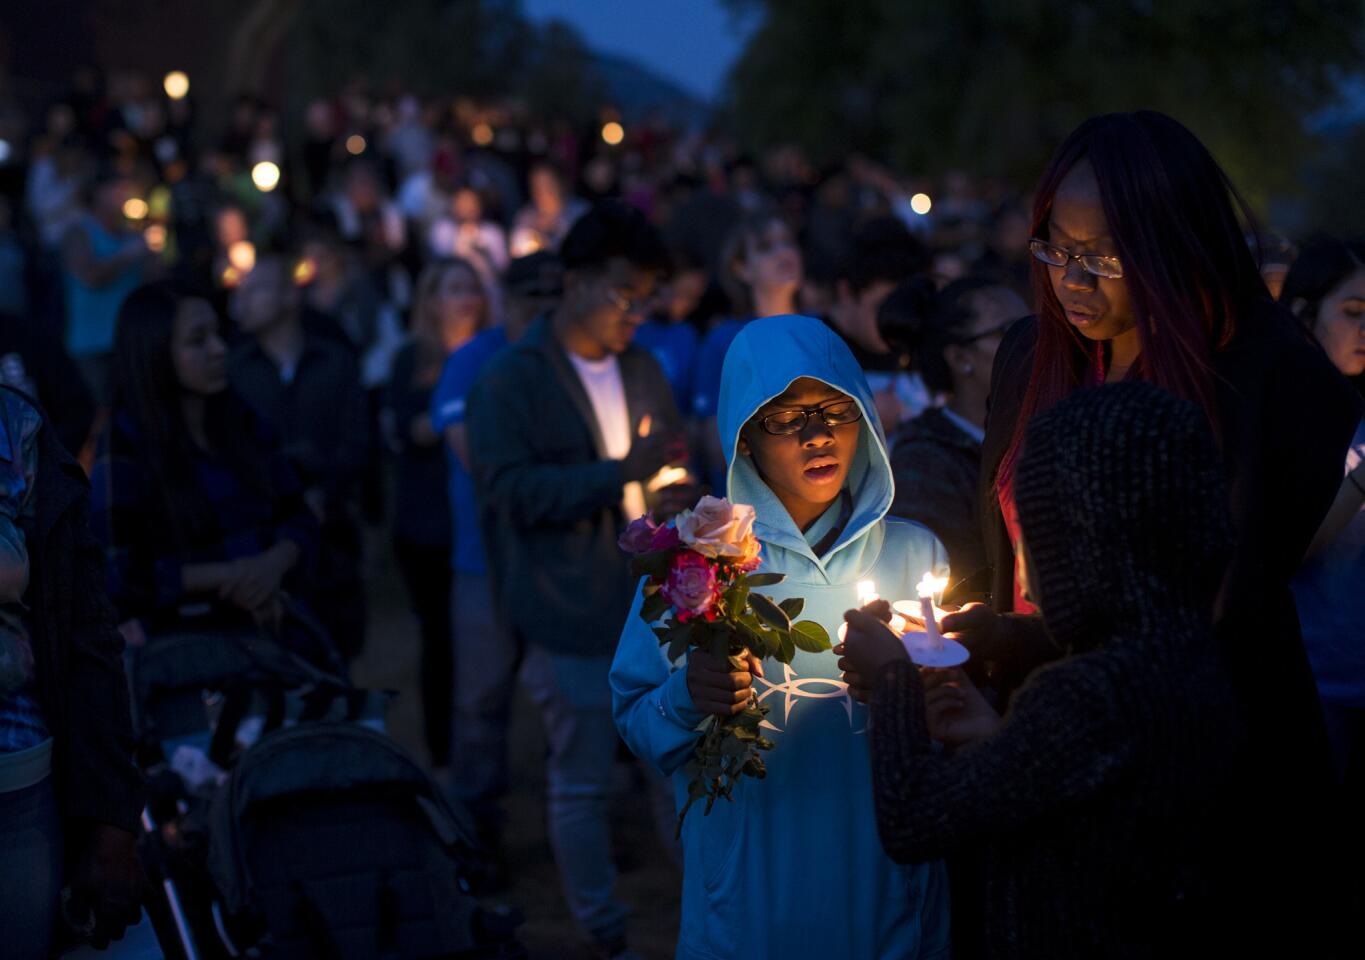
[464,202,685,958]
[840,382,1241,958]
[612,314,950,960]
[939,112,1360,954]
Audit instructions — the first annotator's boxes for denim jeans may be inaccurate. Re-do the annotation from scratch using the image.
[520,645,631,945]
[0,775,64,960]
[449,574,521,829]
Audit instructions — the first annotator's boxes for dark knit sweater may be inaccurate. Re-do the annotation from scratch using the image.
[871,384,1239,959]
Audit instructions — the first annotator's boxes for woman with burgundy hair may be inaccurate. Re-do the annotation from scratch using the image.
[934,112,1359,954]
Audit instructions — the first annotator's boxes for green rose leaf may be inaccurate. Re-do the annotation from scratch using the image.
[791,620,832,653]
[631,550,673,583]
[778,597,804,619]
[641,591,671,623]
[777,630,797,663]
[665,622,694,662]
[741,572,785,588]
[749,591,791,632]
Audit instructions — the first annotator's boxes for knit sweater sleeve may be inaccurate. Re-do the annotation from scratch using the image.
[869,654,1136,864]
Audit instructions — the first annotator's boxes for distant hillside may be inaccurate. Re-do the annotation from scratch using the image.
[590,51,711,128]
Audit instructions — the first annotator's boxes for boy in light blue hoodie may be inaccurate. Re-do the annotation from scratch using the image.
[611,315,950,959]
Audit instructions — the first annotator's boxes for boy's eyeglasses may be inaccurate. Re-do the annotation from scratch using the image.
[1029,238,1124,280]
[959,321,1014,345]
[756,399,863,436]
[605,286,647,315]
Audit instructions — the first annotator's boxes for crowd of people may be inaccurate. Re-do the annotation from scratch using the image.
[0,63,1361,960]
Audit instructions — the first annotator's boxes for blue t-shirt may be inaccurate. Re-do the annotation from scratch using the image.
[431,327,508,574]
[690,318,748,421]
[633,319,699,415]
[1292,418,1365,707]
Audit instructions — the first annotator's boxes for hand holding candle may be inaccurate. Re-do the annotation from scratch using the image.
[899,571,969,668]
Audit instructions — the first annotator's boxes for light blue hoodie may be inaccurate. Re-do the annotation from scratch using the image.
[611,315,951,960]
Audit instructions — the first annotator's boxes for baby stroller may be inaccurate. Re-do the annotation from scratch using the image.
[129,613,522,959]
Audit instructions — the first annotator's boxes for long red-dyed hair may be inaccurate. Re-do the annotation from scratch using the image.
[1000,111,1270,488]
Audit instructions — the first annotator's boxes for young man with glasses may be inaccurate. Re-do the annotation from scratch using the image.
[464,202,686,959]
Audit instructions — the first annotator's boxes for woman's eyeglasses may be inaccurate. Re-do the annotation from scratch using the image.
[755,398,863,436]
[1029,238,1124,280]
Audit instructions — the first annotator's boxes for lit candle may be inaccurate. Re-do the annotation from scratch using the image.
[915,572,949,649]
[857,580,878,606]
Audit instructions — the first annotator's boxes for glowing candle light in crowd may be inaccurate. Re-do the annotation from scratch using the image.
[251,161,281,192]
[228,241,256,274]
[857,580,878,605]
[910,193,932,216]
[471,123,494,146]
[293,257,318,286]
[143,224,167,253]
[163,71,190,101]
[345,134,367,156]
[601,121,625,146]
[122,197,149,220]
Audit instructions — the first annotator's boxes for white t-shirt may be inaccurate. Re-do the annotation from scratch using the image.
[567,351,646,521]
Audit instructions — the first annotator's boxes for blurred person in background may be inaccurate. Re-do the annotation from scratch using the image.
[463,202,684,956]
[510,161,588,257]
[227,254,368,660]
[92,281,316,643]
[692,210,803,491]
[827,216,934,433]
[1282,237,1365,800]
[429,183,509,280]
[884,276,1027,596]
[1255,231,1298,300]
[329,159,409,308]
[386,257,489,775]
[632,246,706,417]
[0,196,28,318]
[2,377,144,959]
[60,169,156,405]
[0,308,95,458]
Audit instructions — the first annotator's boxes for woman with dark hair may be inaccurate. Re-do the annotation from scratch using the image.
[1281,237,1365,789]
[884,276,1027,594]
[936,112,1359,953]
[90,282,316,641]
[385,257,488,772]
[690,210,803,490]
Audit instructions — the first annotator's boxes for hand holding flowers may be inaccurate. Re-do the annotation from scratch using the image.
[619,496,831,833]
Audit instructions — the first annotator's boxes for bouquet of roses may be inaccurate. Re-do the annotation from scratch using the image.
[619,495,831,834]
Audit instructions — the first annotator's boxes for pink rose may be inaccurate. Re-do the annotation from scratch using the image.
[675,496,760,561]
[661,550,720,622]
[649,524,682,551]
[618,515,659,554]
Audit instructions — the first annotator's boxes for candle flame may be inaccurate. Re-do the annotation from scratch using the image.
[638,414,652,438]
[916,572,948,599]
[857,580,878,605]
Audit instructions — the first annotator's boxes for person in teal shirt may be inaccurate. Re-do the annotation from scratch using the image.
[611,314,950,959]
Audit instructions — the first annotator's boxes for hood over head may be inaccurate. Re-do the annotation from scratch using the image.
[1015,382,1233,651]
[717,315,893,578]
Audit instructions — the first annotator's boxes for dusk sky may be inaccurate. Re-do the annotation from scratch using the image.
[520,0,761,102]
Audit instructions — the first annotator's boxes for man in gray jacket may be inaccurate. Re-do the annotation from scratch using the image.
[466,202,685,959]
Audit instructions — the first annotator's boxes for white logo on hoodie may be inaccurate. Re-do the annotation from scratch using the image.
[754,663,867,735]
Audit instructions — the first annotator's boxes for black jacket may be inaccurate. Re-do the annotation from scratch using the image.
[889,407,986,599]
[872,383,1241,958]
[17,387,142,835]
[465,315,682,657]
[976,305,1361,954]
